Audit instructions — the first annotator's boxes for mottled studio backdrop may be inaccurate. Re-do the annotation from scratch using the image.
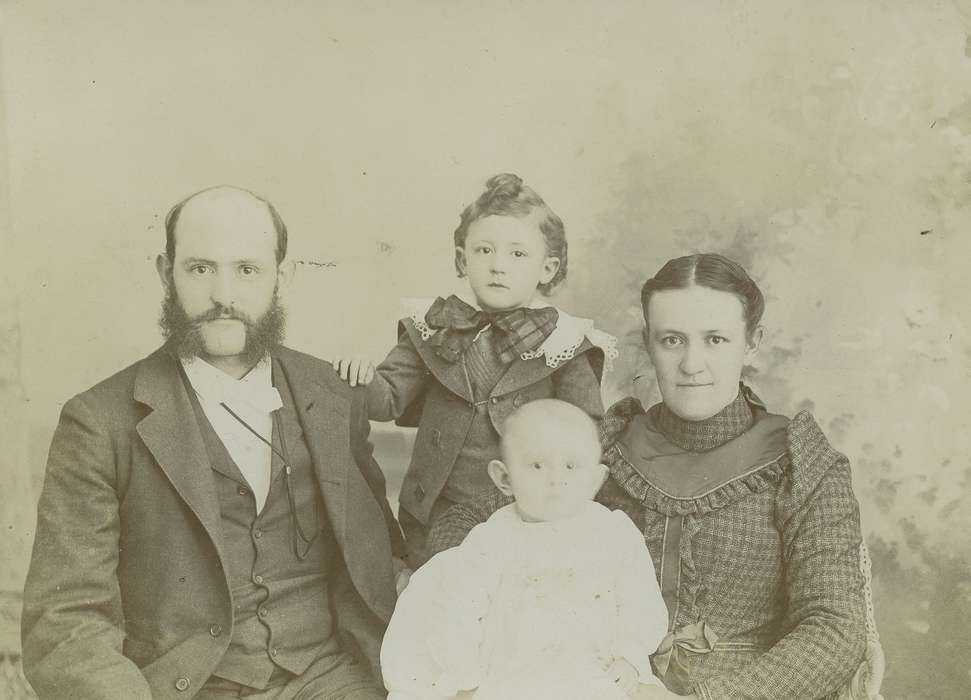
[1,1,970,698]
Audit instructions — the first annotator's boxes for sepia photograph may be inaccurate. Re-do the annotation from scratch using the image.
[1,2,969,698]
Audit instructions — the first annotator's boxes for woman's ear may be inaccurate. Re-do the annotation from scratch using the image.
[487,459,515,496]
[454,247,467,278]
[539,256,560,285]
[745,325,765,362]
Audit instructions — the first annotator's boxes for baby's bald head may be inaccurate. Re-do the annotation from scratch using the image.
[490,400,606,522]
[501,399,602,465]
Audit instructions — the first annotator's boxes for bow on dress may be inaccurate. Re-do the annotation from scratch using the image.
[424,295,558,364]
[651,621,719,680]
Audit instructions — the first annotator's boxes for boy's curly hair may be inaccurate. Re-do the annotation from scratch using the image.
[453,173,567,295]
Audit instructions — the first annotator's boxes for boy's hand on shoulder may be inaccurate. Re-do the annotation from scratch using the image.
[334,355,376,387]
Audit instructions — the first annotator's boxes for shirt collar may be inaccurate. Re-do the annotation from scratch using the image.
[181,356,282,413]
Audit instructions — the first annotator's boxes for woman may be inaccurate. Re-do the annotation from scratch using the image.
[595,253,869,699]
[425,253,873,699]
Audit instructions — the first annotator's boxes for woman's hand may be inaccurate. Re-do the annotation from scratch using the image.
[334,355,375,387]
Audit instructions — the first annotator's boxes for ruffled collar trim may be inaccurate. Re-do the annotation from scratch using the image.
[601,389,789,516]
[401,296,618,371]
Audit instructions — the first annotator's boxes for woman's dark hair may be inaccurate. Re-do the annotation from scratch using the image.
[640,253,765,338]
[453,173,567,295]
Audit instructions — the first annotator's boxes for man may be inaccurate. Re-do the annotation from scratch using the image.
[21,186,405,699]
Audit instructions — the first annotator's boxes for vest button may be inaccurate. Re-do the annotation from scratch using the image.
[253,574,264,585]
[175,677,190,692]
[209,623,222,637]
[270,647,279,657]
[253,529,263,539]
[237,486,249,496]
[259,607,269,618]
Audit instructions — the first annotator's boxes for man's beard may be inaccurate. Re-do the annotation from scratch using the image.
[159,286,286,367]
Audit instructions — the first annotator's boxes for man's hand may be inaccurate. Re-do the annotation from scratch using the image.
[392,557,412,596]
[606,658,640,696]
[334,356,375,387]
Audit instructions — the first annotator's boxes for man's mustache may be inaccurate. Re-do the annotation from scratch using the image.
[190,305,254,325]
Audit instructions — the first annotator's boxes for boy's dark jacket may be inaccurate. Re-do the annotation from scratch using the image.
[369,318,606,525]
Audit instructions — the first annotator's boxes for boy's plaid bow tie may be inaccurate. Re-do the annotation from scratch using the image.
[424,295,559,364]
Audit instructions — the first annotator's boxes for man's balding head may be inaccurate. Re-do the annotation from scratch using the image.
[164,185,288,264]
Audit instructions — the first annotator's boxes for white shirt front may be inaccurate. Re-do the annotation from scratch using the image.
[181,357,283,511]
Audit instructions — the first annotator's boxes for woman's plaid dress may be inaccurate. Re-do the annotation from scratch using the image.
[598,387,867,699]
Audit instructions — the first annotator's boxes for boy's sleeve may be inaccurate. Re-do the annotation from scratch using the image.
[610,510,667,686]
[366,328,431,422]
[551,350,605,419]
[381,522,500,698]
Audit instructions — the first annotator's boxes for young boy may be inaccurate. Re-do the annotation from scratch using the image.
[335,174,615,568]
[380,400,668,700]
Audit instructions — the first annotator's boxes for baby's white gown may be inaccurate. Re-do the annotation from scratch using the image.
[381,501,668,700]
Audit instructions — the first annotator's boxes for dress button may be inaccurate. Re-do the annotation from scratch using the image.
[237,486,249,496]
[209,623,222,637]
[490,397,498,404]
[253,574,264,585]
[175,677,190,692]
[253,529,263,539]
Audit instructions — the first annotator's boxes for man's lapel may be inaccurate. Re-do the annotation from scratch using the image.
[133,348,225,550]
[276,348,397,622]
[274,351,350,549]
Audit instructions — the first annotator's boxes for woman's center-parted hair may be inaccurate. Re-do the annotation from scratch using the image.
[453,173,568,295]
[640,253,765,339]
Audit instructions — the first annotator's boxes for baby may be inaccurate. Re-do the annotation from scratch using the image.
[380,399,668,700]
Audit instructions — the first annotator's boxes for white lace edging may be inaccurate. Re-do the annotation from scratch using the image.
[401,298,436,341]
[521,311,619,371]
[400,298,619,371]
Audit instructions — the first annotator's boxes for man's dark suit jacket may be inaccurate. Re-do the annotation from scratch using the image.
[21,345,404,700]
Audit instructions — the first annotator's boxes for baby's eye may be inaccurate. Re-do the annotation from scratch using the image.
[531,462,542,470]
[565,463,575,470]
[512,249,527,258]
[474,245,493,255]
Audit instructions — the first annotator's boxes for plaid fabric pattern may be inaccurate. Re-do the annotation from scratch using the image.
[427,394,867,699]
[424,294,558,364]
[653,386,754,452]
[599,397,867,700]
[426,486,513,556]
